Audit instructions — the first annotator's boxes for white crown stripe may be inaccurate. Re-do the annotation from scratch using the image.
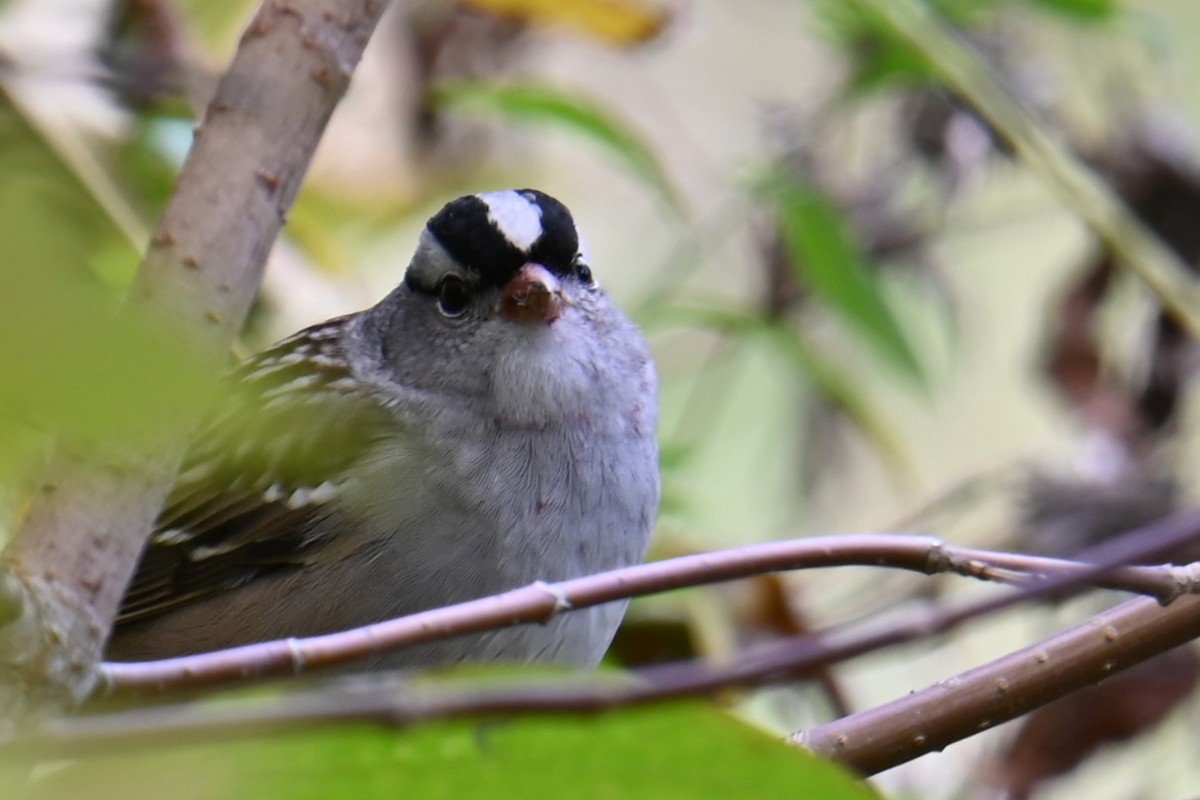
[478,190,543,252]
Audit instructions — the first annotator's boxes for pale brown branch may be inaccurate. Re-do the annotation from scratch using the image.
[98,533,1188,694]
[796,593,1200,775]
[0,0,395,713]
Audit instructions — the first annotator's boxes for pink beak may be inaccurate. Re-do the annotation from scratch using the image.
[501,263,564,324]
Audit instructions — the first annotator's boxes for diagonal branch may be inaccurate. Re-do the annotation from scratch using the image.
[0,0,395,715]
[796,592,1200,775]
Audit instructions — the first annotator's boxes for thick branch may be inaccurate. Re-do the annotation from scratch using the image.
[796,593,1200,775]
[0,0,394,712]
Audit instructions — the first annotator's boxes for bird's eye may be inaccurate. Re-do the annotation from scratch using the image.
[436,276,471,317]
[574,260,594,285]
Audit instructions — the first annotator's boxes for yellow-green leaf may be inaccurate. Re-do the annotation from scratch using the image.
[462,0,671,47]
[761,175,924,384]
[10,703,877,800]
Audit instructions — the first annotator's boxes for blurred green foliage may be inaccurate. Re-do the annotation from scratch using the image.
[0,88,214,486]
[1024,0,1119,20]
[761,175,925,384]
[821,0,1120,93]
[9,702,876,800]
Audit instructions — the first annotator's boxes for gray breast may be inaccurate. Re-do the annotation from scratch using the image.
[324,417,658,667]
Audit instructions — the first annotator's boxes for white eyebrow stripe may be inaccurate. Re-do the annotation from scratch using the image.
[479,190,543,252]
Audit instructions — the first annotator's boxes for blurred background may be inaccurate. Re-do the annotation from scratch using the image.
[4,0,1200,797]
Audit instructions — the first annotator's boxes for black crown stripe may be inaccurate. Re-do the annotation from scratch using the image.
[426,194,526,289]
[425,191,582,289]
[520,189,579,274]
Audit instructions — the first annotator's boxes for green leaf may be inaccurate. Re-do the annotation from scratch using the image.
[1022,0,1119,22]
[760,176,925,384]
[12,703,878,800]
[430,81,682,213]
[816,1,936,92]
[816,0,1002,92]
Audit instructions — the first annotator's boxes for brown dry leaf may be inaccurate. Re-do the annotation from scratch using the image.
[1042,260,1116,424]
[1044,122,1200,443]
[460,0,672,47]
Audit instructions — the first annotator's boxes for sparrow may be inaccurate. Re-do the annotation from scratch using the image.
[105,189,659,670]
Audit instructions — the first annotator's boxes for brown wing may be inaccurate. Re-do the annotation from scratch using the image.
[115,317,392,625]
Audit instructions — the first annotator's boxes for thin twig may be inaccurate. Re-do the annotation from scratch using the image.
[17,579,1200,760]
[98,533,1189,694]
[16,509,1200,758]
